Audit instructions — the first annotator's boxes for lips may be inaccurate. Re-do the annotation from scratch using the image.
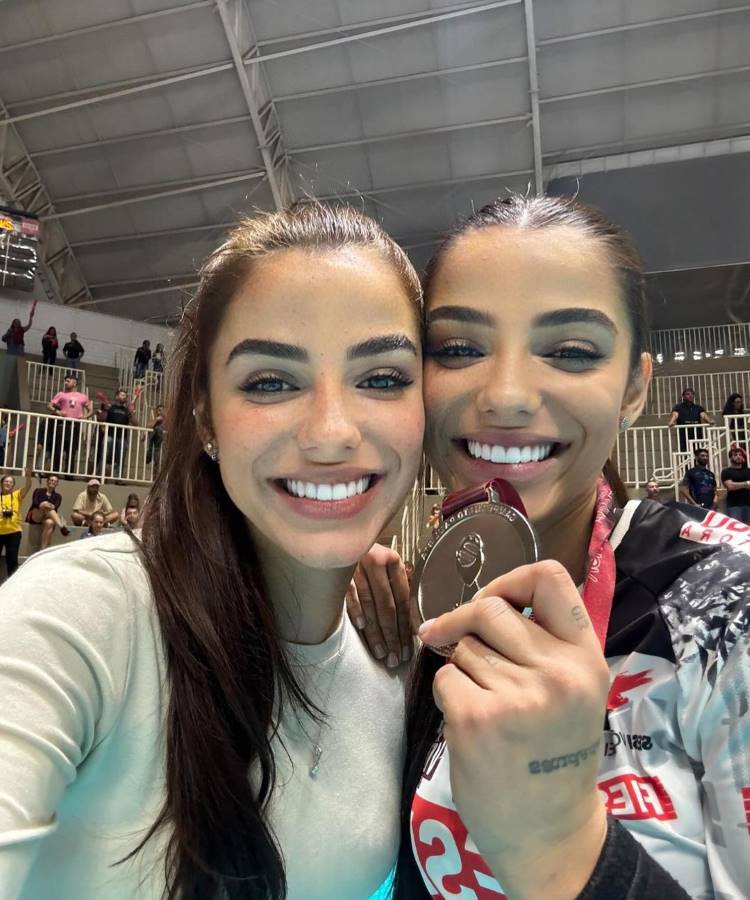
[272,472,382,520]
[466,439,557,464]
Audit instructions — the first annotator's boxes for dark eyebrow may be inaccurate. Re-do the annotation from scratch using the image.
[426,306,496,327]
[226,339,307,365]
[347,334,418,360]
[533,308,617,332]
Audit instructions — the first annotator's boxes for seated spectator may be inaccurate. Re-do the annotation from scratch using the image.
[133,340,151,379]
[146,404,165,467]
[120,492,142,528]
[62,332,85,371]
[645,479,665,503]
[721,444,750,525]
[151,342,165,372]
[70,479,119,528]
[26,473,70,548]
[722,392,746,448]
[0,468,33,578]
[679,447,718,510]
[668,387,713,451]
[80,511,106,539]
[41,327,58,366]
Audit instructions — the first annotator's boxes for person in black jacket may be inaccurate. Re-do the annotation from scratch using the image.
[353,196,743,900]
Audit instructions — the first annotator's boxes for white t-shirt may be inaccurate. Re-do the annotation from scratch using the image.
[0,532,406,900]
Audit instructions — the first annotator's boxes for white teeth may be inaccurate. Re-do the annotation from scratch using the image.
[490,445,506,463]
[466,441,555,464]
[283,477,372,501]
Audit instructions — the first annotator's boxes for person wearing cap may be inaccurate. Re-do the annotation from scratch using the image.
[721,444,750,524]
[70,479,118,528]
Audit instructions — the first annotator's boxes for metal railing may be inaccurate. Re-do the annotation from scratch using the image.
[26,360,87,404]
[646,370,750,417]
[0,408,162,485]
[649,323,750,365]
[115,348,165,404]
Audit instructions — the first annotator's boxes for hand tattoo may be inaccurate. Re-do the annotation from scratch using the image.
[528,739,601,774]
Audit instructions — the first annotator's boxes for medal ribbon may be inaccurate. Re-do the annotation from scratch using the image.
[580,476,617,648]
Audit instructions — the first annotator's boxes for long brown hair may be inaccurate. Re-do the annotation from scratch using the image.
[394,193,649,899]
[129,201,420,899]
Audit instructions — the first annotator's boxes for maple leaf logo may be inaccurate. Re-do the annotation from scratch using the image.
[607,670,653,710]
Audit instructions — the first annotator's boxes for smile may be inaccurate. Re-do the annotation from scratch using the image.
[466,440,556,464]
[281,476,373,501]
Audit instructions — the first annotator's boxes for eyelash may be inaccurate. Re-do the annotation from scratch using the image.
[239,369,413,396]
[427,339,604,367]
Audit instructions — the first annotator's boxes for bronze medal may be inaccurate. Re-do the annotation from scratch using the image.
[411,482,539,655]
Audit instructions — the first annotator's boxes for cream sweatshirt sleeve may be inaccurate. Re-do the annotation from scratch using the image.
[0,540,136,899]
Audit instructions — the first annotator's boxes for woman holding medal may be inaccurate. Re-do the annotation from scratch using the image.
[0,203,423,900]
[350,195,749,899]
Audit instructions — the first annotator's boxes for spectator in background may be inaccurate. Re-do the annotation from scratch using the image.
[146,404,165,467]
[645,479,665,503]
[426,503,441,532]
[70,479,118,528]
[41,327,58,366]
[722,392,746,448]
[721,445,750,524]
[680,447,718,510]
[26,474,70,549]
[101,388,137,479]
[133,340,151,379]
[80,510,106,540]
[48,374,91,474]
[0,468,33,578]
[2,301,36,355]
[668,386,714,451]
[151,342,165,373]
[62,332,85,371]
[120,493,141,528]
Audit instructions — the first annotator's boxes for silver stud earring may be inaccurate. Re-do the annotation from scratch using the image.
[619,416,630,432]
[205,441,219,462]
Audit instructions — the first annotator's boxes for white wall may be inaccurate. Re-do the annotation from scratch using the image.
[0,291,172,367]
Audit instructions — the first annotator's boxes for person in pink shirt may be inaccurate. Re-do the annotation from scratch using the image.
[47,373,92,475]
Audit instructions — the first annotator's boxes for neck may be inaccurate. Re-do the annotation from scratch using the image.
[250,529,353,645]
[536,484,599,585]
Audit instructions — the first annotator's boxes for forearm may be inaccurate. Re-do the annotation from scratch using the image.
[724,480,750,491]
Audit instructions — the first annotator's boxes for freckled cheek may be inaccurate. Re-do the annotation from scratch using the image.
[213,402,289,462]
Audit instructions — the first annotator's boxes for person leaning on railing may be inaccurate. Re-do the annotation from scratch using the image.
[667,387,714,452]
[47,374,92,476]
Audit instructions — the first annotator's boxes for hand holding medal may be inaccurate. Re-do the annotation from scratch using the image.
[415,479,611,899]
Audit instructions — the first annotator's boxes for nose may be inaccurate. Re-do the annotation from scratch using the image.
[297,377,362,459]
[475,348,542,423]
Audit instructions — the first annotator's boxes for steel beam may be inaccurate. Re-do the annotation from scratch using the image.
[77,281,201,308]
[291,113,529,155]
[523,0,543,194]
[71,220,236,249]
[32,115,254,159]
[89,273,198,289]
[541,64,750,105]
[3,1,520,126]
[0,2,212,53]
[0,95,91,305]
[538,4,750,47]
[42,171,266,221]
[215,0,292,209]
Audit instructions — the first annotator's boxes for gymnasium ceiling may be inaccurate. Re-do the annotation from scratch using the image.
[1,0,749,326]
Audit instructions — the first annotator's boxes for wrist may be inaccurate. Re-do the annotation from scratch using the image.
[484,799,607,900]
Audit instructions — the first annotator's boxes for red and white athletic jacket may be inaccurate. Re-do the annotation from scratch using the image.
[410,500,750,900]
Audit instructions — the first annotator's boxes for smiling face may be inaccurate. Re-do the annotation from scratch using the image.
[46,475,59,492]
[206,246,424,570]
[1,476,14,493]
[423,225,650,531]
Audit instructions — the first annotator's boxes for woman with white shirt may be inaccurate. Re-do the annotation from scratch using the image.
[0,203,423,900]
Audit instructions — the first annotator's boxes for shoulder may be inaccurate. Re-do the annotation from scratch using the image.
[0,531,151,621]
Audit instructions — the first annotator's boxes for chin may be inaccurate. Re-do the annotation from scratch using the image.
[284,536,376,570]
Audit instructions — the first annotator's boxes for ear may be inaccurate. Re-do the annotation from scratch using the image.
[193,398,214,448]
[620,352,652,425]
